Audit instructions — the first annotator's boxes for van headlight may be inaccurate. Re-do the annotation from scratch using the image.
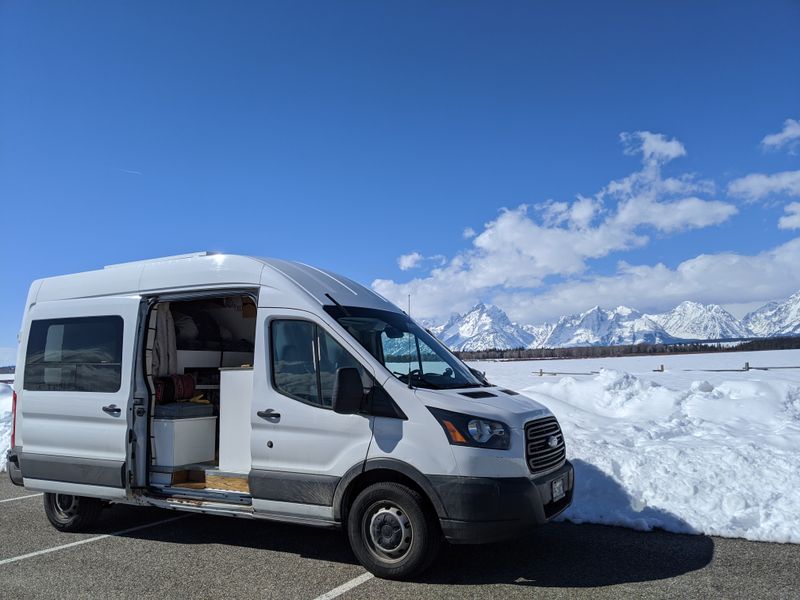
[427,407,511,450]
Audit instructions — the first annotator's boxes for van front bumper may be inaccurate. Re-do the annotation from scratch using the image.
[432,460,574,544]
[6,447,23,487]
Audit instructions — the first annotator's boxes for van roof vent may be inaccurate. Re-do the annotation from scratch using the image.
[104,252,216,269]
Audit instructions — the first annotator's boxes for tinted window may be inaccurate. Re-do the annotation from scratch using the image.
[24,316,124,392]
[270,320,371,408]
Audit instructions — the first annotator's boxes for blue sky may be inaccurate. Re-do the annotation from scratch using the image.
[1,1,799,363]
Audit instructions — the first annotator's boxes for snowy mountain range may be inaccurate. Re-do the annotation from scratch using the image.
[743,291,800,337]
[428,292,800,351]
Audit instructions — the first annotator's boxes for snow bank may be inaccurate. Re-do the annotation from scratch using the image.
[0,383,12,471]
[475,360,800,544]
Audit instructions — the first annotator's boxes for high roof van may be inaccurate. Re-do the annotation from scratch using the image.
[6,252,573,579]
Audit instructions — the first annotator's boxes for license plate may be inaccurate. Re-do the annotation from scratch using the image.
[552,477,566,501]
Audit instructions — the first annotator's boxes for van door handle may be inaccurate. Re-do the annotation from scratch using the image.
[257,409,281,422]
[103,404,122,416]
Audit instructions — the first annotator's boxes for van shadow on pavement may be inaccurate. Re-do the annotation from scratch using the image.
[97,460,713,587]
[418,460,714,587]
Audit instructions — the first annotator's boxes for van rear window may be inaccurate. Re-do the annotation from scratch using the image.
[24,316,124,392]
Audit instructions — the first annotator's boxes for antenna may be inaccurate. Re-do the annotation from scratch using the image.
[407,294,413,389]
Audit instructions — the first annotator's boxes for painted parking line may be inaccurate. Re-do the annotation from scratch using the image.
[0,514,190,566]
[312,572,374,600]
[0,493,43,504]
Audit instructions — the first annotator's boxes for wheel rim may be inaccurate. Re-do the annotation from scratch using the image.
[362,501,413,564]
[53,494,78,519]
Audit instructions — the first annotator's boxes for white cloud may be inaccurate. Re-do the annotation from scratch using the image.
[462,227,476,239]
[494,238,800,324]
[779,202,800,230]
[621,131,686,164]
[397,252,424,271]
[613,196,736,232]
[761,118,800,153]
[540,195,601,229]
[727,170,800,202]
[374,132,737,320]
[397,252,448,271]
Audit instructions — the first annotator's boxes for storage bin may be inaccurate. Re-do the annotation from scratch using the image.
[152,416,217,467]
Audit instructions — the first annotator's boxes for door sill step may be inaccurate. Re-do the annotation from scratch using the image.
[155,485,252,505]
[166,498,255,514]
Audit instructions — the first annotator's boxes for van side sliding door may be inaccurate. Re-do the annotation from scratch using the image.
[18,296,142,499]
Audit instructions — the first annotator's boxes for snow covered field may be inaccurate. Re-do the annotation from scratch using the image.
[470,349,800,544]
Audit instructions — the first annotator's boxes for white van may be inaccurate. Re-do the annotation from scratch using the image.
[6,253,573,579]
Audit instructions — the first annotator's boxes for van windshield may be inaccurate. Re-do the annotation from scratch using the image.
[323,305,484,390]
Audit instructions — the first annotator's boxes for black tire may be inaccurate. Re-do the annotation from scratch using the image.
[346,482,441,580]
[43,493,103,532]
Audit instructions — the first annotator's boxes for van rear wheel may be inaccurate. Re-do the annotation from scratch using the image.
[43,493,103,532]
[346,482,441,580]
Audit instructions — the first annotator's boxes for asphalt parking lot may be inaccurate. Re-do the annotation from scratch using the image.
[1,477,798,599]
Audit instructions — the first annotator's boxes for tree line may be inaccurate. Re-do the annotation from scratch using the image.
[454,336,800,361]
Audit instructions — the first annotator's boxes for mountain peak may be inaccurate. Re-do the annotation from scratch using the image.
[612,305,639,317]
[581,305,602,315]
[675,300,704,309]
[433,303,533,351]
[744,292,800,337]
[650,301,746,340]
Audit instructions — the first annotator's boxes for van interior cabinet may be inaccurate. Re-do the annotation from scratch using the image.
[218,367,253,473]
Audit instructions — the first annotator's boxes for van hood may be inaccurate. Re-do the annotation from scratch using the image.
[414,386,553,429]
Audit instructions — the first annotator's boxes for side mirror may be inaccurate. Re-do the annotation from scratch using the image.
[332,367,364,414]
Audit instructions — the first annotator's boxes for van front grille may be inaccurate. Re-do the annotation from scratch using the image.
[525,416,566,474]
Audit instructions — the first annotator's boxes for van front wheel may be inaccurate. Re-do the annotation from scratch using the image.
[43,493,103,532]
[346,482,441,580]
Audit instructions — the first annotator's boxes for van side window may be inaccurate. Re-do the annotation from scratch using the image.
[271,320,319,404]
[270,320,370,408]
[24,316,124,392]
[318,328,370,407]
